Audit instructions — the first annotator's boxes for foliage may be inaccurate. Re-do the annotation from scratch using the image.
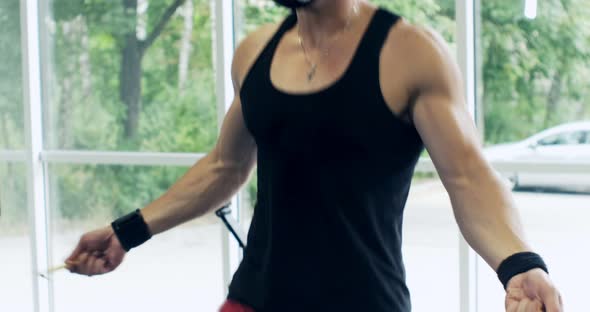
[0,1,24,150]
[481,0,590,143]
[52,164,187,219]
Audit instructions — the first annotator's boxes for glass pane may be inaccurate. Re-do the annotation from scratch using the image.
[478,1,590,311]
[43,1,218,152]
[402,174,460,311]
[0,162,33,311]
[0,2,25,150]
[234,0,288,42]
[234,1,458,310]
[49,164,224,311]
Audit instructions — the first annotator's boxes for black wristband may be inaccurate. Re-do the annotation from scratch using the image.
[111,209,152,252]
[497,251,548,289]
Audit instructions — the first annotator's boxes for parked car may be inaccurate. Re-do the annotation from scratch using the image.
[483,121,590,191]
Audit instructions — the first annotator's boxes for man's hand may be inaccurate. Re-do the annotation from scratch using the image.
[505,268,563,312]
[65,226,126,276]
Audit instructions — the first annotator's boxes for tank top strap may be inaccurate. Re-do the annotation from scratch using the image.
[270,13,297,47]
[256,13,297,71]
[360,8,401,56]
[346,8,401,79]
[240,13,296,98]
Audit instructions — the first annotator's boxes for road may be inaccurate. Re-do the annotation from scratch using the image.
[1,180,588,311]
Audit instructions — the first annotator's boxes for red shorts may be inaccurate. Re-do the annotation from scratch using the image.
[219,300,255,312]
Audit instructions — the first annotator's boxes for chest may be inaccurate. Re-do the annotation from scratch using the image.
[241,70,418,175]
[268,29,412,120]
[239,14,423,170]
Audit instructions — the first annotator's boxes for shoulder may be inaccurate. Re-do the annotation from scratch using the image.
[231,21,284,91]
[383,19,460,91]
[384,18,452,63]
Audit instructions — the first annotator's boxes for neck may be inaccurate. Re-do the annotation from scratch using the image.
[296,0,360,46]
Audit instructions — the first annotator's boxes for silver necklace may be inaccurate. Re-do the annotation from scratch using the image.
[297,1,360,82]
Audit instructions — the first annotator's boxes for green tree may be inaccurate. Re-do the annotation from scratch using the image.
[47,0,218,219]
[52,0,189,142]
[481,0,590,144]
[0,0,24,150]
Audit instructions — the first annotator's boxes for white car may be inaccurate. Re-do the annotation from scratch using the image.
[483,121,590,191]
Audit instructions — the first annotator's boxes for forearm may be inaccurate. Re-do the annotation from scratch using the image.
[446,162,532,270]
[140,152,249,236]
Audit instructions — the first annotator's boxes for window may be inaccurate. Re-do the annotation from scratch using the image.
[0,3,31,311]
[477,1,590,311]
[0,163,32,312]
[43,0,218,152]
[36,1,227,310]
[538,131,584,146]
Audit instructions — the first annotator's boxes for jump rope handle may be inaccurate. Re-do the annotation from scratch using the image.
[215,203,248,249]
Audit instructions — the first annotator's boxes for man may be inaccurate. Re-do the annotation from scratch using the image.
[66,0,564,311]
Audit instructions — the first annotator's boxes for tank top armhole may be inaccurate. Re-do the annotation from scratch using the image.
[372,10,416,129]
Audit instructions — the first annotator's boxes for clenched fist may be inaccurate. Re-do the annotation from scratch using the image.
[66,226,126,276]
[505,268,563,312]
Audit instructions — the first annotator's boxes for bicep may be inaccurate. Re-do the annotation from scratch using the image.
[408,27,487,185]
[413,92,484,184]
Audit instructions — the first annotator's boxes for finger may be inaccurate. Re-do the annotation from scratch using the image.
[66,237,87,263]
[516,300,526,312]
[539,286,562,312]
[89,256,107,275]
[66,255,80,274]
[517,299,533,312]
[74,252,91,275]
[101,258,114,273]
[85,254,102,276]
[95,258,109,275]
[506,299,519,312]
[65,259,81,272]
[526,300,543,312]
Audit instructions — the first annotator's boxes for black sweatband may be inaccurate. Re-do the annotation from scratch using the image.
[111,209,152,252]
[497,251,548,289]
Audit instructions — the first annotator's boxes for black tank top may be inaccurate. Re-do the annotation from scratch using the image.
[228,8,424,312]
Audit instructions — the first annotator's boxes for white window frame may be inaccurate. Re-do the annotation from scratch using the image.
[456,0,479,310]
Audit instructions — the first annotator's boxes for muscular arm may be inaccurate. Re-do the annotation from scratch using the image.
[392,23,530,270]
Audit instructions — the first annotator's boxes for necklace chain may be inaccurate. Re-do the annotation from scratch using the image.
[297,1,360,82]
